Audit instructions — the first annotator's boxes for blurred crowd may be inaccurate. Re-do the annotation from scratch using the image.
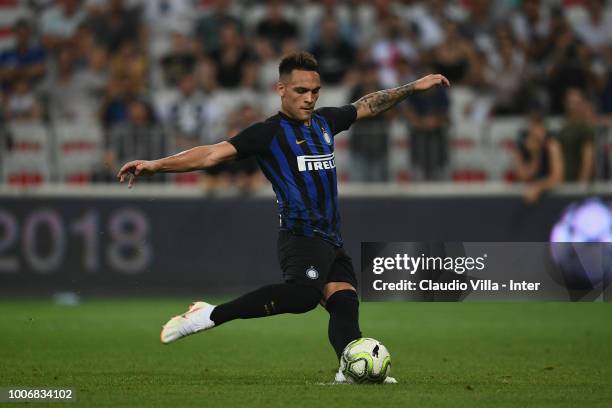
[1,0,612,195]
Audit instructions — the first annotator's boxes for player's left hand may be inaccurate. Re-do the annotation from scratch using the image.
[117,160,159,188]
[413,74,450,92]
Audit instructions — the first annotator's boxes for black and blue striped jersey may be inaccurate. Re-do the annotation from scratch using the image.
[229,104,357,247]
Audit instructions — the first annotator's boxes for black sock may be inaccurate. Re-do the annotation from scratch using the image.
[326,289,362,359]
[210,283,321,325]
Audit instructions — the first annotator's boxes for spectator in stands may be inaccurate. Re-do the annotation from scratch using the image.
[256,0,298,56]
[1,78,43,121]
[73,23,98,66]
[404,61,450,181]
[0,19,48,89]
[43,46,96,121]
[558,88,596,182]
[41,0,87,51]
[430,19,481,86]
[160,31,199,87]
[546,12,593,115]
[99,77,131,128]
[110,41,148,93]
[462,0,497,53]
[408,0,446,51]
[253,37,281,91]
[141,0,195,40]
[166,73,223,152]
[104,99,163,182]
[510,0,551,62]
[484,24,527,115]
[595,47,612,117]
[87,0,142,53]
[573,0,612,56]
[77,46,109,106]
[302,0,354,50]
[371,14,419,88]
[348,62,390,182]
[512,114,564,204]
[310,16,355,86]
[195,0,242,54]
[345,0,383,47]
[206,21,257,89]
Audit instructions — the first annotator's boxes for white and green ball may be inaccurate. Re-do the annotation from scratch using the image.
[340,338,391,384]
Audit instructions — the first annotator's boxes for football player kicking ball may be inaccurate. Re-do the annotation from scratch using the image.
[118,51,449,384]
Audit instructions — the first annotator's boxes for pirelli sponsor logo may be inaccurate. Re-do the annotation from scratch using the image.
[297,153,336,172]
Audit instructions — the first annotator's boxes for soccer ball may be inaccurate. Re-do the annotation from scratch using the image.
[549,198,612,290]
[550,198,612,243]
[340,338,391,384]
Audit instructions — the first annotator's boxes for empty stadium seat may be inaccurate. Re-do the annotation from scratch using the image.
[448,121,488,182]
[3,152,49,186]
[1,121,50,185]
[387,119,412,183]
[53,121,103,184]
[449,86,477,123]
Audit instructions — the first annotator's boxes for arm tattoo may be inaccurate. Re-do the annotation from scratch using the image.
[352,81,416,116]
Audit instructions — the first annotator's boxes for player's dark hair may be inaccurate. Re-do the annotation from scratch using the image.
[278,51,319,77]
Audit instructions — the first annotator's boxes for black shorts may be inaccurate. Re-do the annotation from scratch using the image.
[277,230,358,293]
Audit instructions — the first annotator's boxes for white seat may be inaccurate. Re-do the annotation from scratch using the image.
[53,121,103,183]
[6,121,48,152]
[2,152,50,185]
[450,120,485,145]
[449,86,477,123]
[486,117,526,146]
[387,119,411,181]
[2,121,50,184]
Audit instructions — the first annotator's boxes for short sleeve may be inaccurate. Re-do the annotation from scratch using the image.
[315,105,357,135]
[228,121,275,159]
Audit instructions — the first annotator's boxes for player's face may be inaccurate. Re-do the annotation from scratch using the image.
[278,70,321,122]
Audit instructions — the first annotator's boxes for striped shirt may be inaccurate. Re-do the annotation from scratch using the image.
[229,105,357,247]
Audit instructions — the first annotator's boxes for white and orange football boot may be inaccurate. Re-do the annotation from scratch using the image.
[160,301,216,344]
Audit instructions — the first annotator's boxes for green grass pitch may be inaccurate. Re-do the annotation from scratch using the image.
[1,299,610,407]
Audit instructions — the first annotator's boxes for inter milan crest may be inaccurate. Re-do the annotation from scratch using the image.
[305,266,319,280]
[321,127,332,145]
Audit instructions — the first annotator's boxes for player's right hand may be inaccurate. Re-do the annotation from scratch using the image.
[117,160,159,188]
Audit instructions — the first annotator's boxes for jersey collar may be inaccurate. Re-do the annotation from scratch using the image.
[278,110,311,127]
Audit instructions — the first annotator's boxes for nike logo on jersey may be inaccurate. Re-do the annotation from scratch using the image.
[297,153,336,172]
[296,139,306,145]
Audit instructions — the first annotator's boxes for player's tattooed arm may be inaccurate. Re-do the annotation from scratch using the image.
[352,74,450,120]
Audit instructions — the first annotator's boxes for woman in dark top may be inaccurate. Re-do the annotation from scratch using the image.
[207,22,256,89]
[431,20,479,84]
[512,115,564,203]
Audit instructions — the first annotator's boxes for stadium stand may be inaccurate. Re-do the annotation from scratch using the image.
[0,0,611,188]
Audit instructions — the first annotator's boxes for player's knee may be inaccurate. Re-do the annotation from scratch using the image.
[323,282,356,302]
[325,288,359,315]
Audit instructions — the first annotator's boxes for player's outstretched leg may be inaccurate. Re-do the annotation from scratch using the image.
[161,282,320,344]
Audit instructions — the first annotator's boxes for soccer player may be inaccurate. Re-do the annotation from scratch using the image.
[118,51,449,383]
